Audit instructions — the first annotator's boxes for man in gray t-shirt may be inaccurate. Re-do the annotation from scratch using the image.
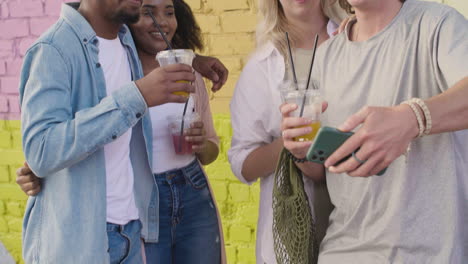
[306,0,468,262]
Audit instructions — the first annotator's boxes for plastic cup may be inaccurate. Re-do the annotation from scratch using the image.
[156,49,195,97]
[280,81,322,142]
[167,113,200,155]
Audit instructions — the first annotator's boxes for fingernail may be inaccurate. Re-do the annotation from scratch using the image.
[338,122,348,131]
[328,166,336,172]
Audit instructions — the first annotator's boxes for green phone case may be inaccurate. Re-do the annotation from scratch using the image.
[306,126,387,176]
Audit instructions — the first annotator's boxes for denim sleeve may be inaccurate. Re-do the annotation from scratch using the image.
[20,43,148,177]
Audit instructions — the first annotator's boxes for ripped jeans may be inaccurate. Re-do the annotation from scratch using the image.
[144,159,221,264]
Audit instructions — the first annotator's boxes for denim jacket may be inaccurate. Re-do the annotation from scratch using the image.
[19,4,158,263]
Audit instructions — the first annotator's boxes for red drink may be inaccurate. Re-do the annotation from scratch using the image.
[171,134,193,155]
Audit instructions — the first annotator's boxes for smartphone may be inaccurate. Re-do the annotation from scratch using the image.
[306,126,387,176]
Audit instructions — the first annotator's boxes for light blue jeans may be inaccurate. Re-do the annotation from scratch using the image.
[144,159,221,264]
[107,220,144,264]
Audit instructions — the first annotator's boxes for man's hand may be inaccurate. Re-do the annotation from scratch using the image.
[135,64,195,107]
[16,162,41,196]
[192,55,228,92]
[325,105,419,177]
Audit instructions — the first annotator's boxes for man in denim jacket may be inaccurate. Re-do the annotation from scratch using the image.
[18,1,198,263]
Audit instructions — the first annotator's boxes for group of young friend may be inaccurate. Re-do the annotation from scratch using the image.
[15,0,468,263]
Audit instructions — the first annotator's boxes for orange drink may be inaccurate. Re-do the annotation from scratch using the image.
[156,49,195,97]
[174,80,190,97]
[172,91,190,97]
[294,121,321,142]
[280,81,322,142]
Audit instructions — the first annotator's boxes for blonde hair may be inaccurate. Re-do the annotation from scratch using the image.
[256,0,347,62]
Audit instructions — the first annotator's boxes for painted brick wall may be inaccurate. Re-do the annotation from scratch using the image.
[0,0,260,262]
[0,0,467,263]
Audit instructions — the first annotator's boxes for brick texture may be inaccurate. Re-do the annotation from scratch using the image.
[8,1,44,18]
[0,0,466,263]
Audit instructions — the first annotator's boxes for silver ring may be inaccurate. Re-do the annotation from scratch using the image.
[282,131,286,138]
[352,151,366,164]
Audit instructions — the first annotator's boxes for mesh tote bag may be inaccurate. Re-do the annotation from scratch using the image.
[272,148,318,264]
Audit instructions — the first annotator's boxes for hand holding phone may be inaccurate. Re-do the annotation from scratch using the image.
[306,126,387,176]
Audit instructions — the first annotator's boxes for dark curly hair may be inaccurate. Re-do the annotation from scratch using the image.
[171,0,204,51]
[338,0,406,14]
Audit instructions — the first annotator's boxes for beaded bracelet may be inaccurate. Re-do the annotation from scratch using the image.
[409,98,432,136]
[286,150,308,163]
[401,100,425,138]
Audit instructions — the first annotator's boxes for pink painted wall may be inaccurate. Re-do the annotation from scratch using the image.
[0,0,71,120]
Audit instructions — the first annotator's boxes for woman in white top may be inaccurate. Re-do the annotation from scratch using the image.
[228,0,346,263]
[131,1,225,263]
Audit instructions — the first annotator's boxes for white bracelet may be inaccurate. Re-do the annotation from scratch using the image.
[410,98,432,136]
[401,100,425,138]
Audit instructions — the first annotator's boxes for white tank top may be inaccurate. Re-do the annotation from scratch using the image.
[150,97,196,174]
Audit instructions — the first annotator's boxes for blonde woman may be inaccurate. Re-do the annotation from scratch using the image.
[228,0,346,263]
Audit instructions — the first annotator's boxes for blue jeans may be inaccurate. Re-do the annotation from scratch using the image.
[145,159,221,264]
[107,220,144,264]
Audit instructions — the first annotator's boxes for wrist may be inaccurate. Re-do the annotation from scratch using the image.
[134,79,149,107]
[192,54,201,71]
[400,98,433,138]
[399,104,420,139]
[286,150,308,163]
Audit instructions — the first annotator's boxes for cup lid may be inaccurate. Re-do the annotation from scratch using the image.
[156,49,195,60]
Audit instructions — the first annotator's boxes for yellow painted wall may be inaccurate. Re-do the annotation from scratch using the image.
[188,0,258,114]
[0,120,26,264]
[0,0,467,263]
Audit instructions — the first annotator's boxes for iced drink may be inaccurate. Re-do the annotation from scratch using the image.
[294,122,321,142]
[167,113,199,155]
[171,134,193,155]
[280,83,322,142]
[156,49,195,97]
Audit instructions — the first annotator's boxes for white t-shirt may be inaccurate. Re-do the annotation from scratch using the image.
[98,36,139,225]
[150,98,196,174]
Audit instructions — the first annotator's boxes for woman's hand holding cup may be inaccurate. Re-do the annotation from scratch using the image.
[185,121,207,153]
[280,103,315,159]
[280,101,328,159]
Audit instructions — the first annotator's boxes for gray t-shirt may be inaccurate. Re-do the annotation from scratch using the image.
[312,1,468,263]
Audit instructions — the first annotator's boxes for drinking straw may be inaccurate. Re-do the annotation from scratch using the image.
[285,32,299,91]
[299,34,319,117]
[147,8,188,152]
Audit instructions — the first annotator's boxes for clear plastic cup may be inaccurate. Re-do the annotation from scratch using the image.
[167,113,200,155]
[156,49,195,97]
[280,81,322,142]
